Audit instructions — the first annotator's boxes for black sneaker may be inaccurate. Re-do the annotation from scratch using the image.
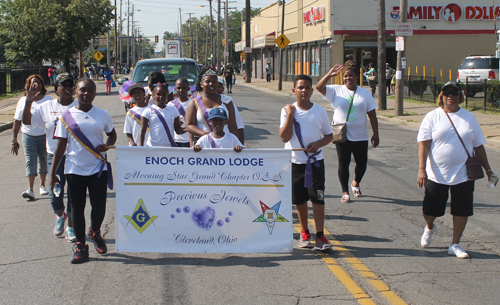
[71,242,89,264]
[88,228,107,255]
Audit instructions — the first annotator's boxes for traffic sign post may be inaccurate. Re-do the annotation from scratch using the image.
[275,34,290,50]
[395,22,413,36]
[93,51,104,62]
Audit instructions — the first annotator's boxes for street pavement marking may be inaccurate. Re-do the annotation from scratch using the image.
[293,221,408,305]
[293,223,376,305]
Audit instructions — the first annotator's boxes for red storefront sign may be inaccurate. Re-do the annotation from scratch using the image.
[392,4,500,22]
[303,6,325,24]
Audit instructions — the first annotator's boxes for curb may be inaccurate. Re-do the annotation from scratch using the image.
[238,81,295,99]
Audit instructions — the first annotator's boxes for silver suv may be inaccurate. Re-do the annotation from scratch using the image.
[457,56,499,97]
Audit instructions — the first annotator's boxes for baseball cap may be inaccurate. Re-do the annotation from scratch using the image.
[208,107,227,121]
[441,81,461,91]
[127,83,145,95]
[55,73,74,85]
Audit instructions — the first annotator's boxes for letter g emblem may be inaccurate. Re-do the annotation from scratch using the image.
[136,213,145,223]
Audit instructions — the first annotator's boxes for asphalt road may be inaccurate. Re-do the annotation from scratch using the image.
[1,82,499,305]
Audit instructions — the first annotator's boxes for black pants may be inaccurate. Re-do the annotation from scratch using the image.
[225,76,233,91]
[368,80,376,96]
[266,74,271,82]
[66,172,108,243]
[335,140,368,193]
[386,78,392,94]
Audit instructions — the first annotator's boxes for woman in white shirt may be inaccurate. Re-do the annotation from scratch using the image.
[316,63,380,203]
[417,81,496,259]
[50,78,117,264]
[12,75,53,200]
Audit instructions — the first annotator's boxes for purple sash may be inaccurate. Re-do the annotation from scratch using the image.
[128,109,142,121]
[194,96,213,132]
[170,99,186,116]
[293,118,320,189]
[60,110,113,190]
[207,134,217,148]
[151,107,177,147]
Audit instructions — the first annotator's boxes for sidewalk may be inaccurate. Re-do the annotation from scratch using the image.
[237,77,500,149]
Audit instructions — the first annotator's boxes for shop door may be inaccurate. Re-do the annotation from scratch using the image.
[255,52,262,79]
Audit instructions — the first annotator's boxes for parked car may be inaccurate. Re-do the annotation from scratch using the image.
[457,55,499,97]
[117,76,129,85]
[131,58,199,88]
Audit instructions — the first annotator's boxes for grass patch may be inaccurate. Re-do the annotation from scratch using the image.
[381,114,395,118]
[463,106,500,115]
[0,93,19,101]
[406,119,417,123]
[403,111,419,116]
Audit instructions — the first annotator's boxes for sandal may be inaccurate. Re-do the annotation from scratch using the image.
[351,184,362,197]
[341,194,350,203]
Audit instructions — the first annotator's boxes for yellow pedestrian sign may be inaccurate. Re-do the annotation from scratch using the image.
[93,51,104,62]
[240,52,246,60]
[275,34,290,49]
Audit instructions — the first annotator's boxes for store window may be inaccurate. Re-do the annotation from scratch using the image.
[320,45,330,77]
[302,47,309,75]
[294,48,301,75]
[311,46,319,76]
[287,49,293,75]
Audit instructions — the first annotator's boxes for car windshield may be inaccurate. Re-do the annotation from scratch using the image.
[459,58,499,70]
[133,62,198,86]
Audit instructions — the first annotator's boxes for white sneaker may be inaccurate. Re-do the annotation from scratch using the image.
[53,212,67,237]
[22,189,35,200]
[421,224,436,248]
[65,227,77,243]
[39,185,49,195]
[448,244,469,259]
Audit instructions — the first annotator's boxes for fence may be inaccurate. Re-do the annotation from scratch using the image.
[0,65,50,97]
[405,76,437,104]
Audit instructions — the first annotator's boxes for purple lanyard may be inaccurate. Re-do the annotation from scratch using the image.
[293,118,320,189]
[151,107,177,147]
[207,134,217,148]
[61,110,113,190]
[170,99,186,116]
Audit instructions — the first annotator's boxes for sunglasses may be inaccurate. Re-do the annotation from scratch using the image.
[442,90,460,97]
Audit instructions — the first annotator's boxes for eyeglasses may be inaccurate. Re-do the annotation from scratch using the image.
[442,90,460,97]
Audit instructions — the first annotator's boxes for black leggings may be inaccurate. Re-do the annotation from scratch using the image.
[66,172,108,243]
[336,140,369,193]
[225,76,233,91]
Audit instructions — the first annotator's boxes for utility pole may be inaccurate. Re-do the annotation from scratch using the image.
[377,0,387,110]
[244,0,251,83]
[179,8,183,57]
[196,23,199,62]
[107,32,111,66]
[119,0,122,66]
[114,0,118,67]
[132,5,135,65]
[224,0,229,65]
[278,0,285,90]
[217,0,221,72]
[209,0,214,65]
[395,0,407,116]
[205,17,209,65]
[127,0,130,67]
[186,13,195,59]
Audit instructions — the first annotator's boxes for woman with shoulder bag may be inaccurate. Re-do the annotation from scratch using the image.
[316,62,379,203]
[417,81,497,259]
[364,63,377,97]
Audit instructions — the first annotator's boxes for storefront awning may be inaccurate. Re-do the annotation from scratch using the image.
[235,32,276,52]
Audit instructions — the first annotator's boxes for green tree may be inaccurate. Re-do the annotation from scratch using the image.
[1,0,114,71]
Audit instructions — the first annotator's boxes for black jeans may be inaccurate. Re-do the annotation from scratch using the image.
[266,74,271,82]
[368,80,376,96]
[335,140,369,193]
[66,172,108,243]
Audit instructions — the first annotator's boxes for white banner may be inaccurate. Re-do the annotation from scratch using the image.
[115,147,293,253]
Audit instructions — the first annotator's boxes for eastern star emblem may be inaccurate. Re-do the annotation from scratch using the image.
[125,199,158,233]
[253,201,289,234]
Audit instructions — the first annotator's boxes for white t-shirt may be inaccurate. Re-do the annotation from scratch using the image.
[55,106,114,176]
[123,105,150,146]
[14,95,53,136]
[167,99,190,143]
[30,99,78,154]
[195,102,230,134]
[141,104,180,147]
[221,95,245,129]
[280,102,333,164]
[417,107,486,185]
[322,85,377,141]
[197,132,244,149]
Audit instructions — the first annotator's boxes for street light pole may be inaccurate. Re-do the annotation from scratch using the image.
[224,0,229,65]
[244,0,251,83]
[216,0,221,72]
[278,0,285,90]
[209,0,214,65]
[186,13,195,59]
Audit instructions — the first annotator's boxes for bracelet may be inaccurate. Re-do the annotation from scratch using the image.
[11,138,18,143]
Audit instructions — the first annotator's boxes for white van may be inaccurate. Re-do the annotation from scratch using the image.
[456,55,499,97]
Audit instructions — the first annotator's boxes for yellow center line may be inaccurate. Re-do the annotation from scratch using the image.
[299,220,408,305]
[293,223,376,305]
[124,183,284,187]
